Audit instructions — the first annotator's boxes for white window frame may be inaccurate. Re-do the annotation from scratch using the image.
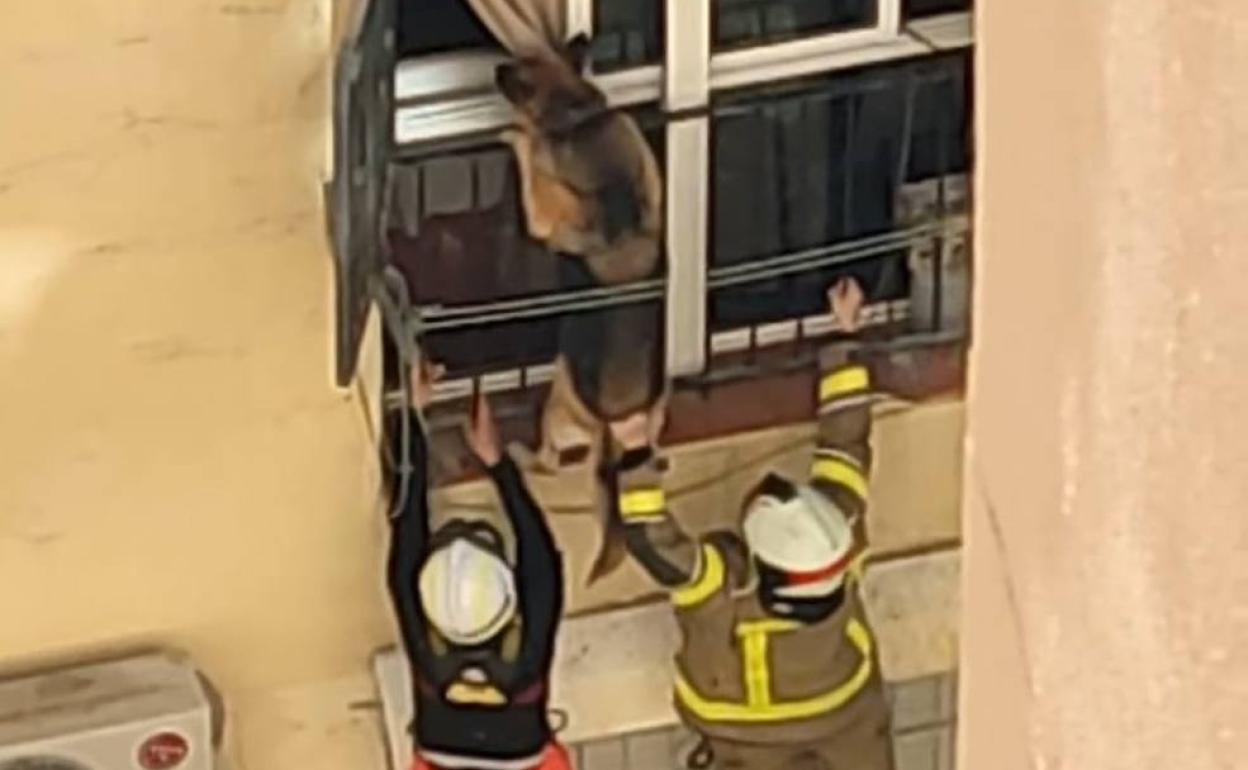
[388,2,973,392]
[392,3,968,144]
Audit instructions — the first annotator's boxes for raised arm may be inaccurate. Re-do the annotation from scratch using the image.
[810,279,875,570]
[609,414,750,604]
[385,362,443,674]
[811,343,873,523]
[386,412,433,672]
[494,455,564,682]
[463,393,564,685]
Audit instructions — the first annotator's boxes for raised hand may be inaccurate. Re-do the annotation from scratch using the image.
[463,392,502,468]
[410,359,446,411]
[828,277,865,334]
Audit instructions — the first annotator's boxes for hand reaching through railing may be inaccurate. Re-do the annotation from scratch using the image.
[828,276,865,335]
[464,392,504,468]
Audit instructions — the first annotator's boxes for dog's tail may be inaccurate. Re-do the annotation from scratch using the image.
[587,445,631,586]
[582,230,662,286]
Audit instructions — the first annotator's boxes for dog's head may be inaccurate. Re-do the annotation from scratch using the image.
[495,34,608,134]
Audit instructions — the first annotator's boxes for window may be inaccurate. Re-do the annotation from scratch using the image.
[397,0,502,58]
[708,53,969,340]
[715,0,879,50]
[327,0,396,386]
[592,0,664,72]
[328,0,975,416]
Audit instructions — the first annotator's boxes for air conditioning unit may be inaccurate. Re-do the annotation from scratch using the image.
[0,653,216,770]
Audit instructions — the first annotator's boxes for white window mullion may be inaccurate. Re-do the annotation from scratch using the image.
[566,0,594,42]
[665,116,710,378]
[664,0,710,111]
[879,0,903,37]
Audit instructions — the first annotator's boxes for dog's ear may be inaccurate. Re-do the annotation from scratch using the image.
[495,62,535,104]
[564,33,592,73]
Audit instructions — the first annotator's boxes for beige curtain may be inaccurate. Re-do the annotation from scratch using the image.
[463,0,568,57]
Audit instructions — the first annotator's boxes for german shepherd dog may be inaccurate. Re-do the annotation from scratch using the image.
[496,35,669,583]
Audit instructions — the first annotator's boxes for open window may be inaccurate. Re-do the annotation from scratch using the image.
[593,0,664,72]
[326,0,397,386]
[398,0,502,57]
[707,52,970,353]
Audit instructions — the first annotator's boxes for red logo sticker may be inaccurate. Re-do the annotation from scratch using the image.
[137,731,190,770]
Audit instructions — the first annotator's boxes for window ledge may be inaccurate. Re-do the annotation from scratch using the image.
[906,11,973,51]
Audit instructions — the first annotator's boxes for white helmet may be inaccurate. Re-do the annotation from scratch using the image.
[742,482,855,599]
[419,537,517,646]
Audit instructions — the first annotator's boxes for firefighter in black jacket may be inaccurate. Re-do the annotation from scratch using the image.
[387,362,572,770]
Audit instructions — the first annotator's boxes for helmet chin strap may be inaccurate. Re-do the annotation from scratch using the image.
[430,519,507,559]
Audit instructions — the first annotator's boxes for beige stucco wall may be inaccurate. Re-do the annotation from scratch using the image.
[963,1,1248,768]
[0,3,394,768]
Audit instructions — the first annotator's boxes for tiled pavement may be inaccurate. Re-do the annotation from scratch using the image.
[569,671,958,770]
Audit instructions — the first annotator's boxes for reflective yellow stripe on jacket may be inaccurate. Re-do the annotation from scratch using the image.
[672,544,726,608]
[618,487,666,522]
[674,617,874,723]
[819,365,869,404]
[811,454,869,501]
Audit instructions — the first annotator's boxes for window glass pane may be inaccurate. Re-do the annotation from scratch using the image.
[714,0,878,51]
[397,0,502,58]
[593,0,664,72]
[905,0,970,20]
[708,54,969,333]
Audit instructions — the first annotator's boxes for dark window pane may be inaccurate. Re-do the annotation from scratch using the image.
[903,56,969,183]
[330,0,396,386]
[906,0,970,20]
[397,0,502,58]
[593,0,664,72]
[708,54,969,332]
[709,263,910,332]
[389,147,560,309]
[714,0,877,51]
[424,318,561,375]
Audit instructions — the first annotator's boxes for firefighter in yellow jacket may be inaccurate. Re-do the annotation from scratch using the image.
[606,277,893,770]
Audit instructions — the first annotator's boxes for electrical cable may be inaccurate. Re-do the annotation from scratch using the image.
[370,265,429,521]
